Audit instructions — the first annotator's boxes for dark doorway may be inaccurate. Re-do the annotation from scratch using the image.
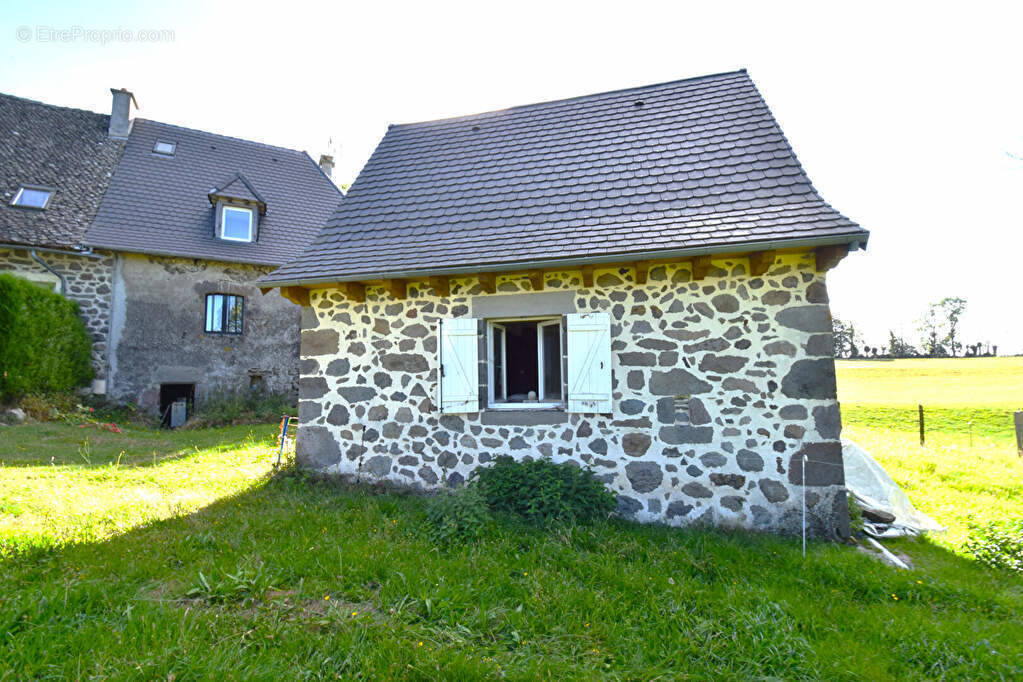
[159,383,195,427]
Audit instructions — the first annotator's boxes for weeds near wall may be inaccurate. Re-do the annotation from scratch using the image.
[185,387,295,428]
[424,486,490,546]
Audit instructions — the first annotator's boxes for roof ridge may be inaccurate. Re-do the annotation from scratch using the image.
[389,69,750,128]
[135,117,311,156]
[0,91,109,121]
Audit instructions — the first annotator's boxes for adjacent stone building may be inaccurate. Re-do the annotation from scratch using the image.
[1,93,124,384]
[266,70,871,535]
[1,88,342,419]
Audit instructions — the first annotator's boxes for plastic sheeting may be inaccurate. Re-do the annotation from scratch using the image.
[842,439,946,538]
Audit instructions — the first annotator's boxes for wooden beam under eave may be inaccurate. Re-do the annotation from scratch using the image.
[342,281,366,303]
[634,261,650,285]
[581,264,595,288]
[748,250,776,277]
[691,255,713,281]
[279,286,310,306]
[527,270,544,291]
[428,276,450,297]
[814,245,849,273]
[478,272,496,294]
[385,279,407,300]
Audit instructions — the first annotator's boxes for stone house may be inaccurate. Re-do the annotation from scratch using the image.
[1,89,342,419]
[260,70,869,536]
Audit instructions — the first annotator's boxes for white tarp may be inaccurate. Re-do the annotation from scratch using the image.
[842,439,946,538]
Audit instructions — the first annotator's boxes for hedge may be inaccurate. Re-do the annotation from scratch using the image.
[0,273,93,401]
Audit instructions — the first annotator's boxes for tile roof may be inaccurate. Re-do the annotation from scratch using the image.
[87,118,342,266]
[209,173,266,210]
[0,93,124,250]
[263,70,868,286]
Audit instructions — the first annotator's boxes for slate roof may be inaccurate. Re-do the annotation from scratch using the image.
[209,173,266,211]
[263,70,867,286]
[0,93,124,250]
[87,119,342,266]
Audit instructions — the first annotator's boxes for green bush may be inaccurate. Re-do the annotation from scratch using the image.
[0,274,92,401]
[471,456,616,525]
[424,486,490,546]
[966,520,1023,574]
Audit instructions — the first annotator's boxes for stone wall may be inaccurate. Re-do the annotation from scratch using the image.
[295,252,849,538]
[0,247,114,379]
[108,253,301,409]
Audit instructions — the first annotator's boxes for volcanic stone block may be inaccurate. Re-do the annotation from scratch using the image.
[622,432,652,457]
[626,461,663,493]
[781,359,837,400]
[788,442,844,486]
[296,425,342,469]
[659,425,714,444]
[301,329,339,356]
[758,479,790,503]
[775,305,832,333]
[649,368,712,395]
[813,404,842,439]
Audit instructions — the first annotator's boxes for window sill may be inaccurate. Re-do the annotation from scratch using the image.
[480,409,568,426]
[487,402,564,410]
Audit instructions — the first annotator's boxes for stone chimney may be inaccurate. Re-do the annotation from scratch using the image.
[108,88,137,139]
[318,154,335,179]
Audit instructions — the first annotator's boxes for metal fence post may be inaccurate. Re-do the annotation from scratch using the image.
[919,404,925,447]
[1014,411,1023,457]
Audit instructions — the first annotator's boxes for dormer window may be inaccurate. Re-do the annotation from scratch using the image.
[153,140,176,156]
[10,186,53,209]
[220,205,254,242]
[208,172,265,243]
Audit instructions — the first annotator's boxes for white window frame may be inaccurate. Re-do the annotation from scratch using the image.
[220,205,254,242]
[10,186,53,210]
[486,316,564,409]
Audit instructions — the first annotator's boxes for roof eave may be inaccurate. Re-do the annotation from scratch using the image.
[84,241,286,267]
[260,231,868,289]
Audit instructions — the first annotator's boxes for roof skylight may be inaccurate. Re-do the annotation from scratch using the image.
[10,186,53,209]
[153,140,176,156]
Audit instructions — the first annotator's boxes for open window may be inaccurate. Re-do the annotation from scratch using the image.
[439,313,611,415]
[488,318,563,407]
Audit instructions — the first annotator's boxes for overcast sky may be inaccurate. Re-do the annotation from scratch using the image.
[2,0,1019,353]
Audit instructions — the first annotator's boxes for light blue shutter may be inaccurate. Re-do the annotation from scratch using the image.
[567,312,612,413]
[439,318,479,413]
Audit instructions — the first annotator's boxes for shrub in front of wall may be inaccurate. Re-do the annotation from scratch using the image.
[0,274,92,401]
[471,455,616,525]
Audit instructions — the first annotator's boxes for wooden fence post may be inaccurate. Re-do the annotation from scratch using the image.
[1015,411,1023,457]
[919,404,925,446]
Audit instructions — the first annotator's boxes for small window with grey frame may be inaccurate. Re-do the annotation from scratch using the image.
[205,293,244,334]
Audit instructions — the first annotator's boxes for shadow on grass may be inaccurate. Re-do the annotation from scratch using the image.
[0,422,278,468]
[2,467,1021,679]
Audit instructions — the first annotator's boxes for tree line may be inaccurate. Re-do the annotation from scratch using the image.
[832,297,998,359]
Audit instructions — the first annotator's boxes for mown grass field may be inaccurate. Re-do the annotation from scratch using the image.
[0,358,1020,679]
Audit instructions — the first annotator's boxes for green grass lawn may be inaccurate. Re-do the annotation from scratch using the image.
[1,359,1021,679]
